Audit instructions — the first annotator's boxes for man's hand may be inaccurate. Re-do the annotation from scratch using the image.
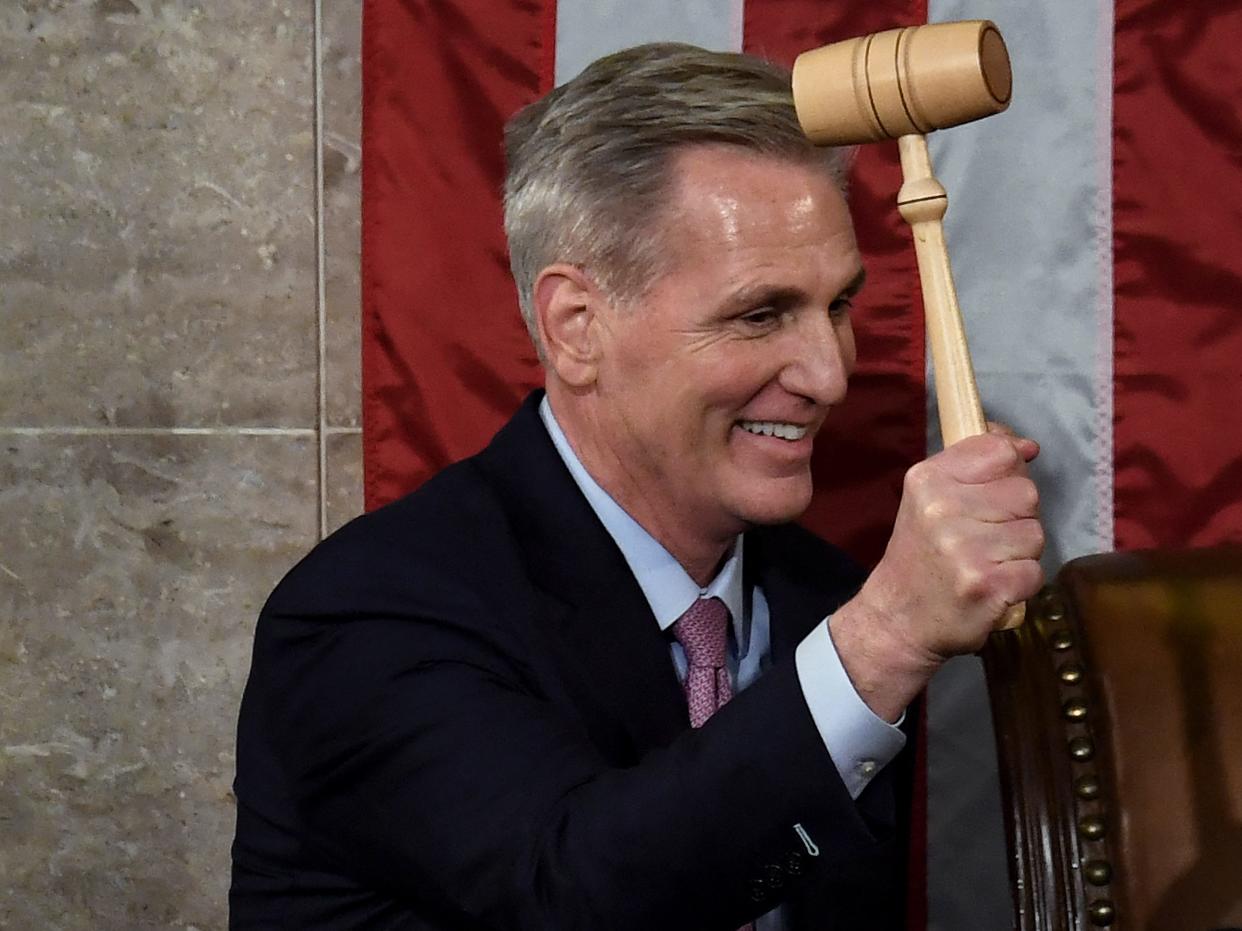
[829,429,1045,722]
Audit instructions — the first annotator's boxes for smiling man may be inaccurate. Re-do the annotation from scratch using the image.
[231,43,1044,931]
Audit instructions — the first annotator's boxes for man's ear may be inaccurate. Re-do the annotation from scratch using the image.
[533,264,605,387]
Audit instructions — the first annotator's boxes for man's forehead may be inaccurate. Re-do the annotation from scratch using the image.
[666,146,851,227]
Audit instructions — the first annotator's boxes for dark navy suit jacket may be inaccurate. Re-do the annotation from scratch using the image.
[230,392,914,929]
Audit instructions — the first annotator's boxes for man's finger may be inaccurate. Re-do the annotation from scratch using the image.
[989,558,1046,614]
[986,421,1040,463]
[934,433,1027,484]
[936,476,1041,523]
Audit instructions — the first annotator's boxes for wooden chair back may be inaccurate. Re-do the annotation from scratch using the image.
[984,546,1242,930]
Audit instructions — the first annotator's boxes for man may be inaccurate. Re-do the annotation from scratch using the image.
[231,43,1043,930]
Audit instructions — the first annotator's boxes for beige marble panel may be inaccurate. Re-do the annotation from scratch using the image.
[0,434,317,929]
[325,429,364,535]
[0,2,316,428]
[323,0,362,428]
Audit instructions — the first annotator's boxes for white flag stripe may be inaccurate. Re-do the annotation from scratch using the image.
[924,0,1115,928]
[554,0,745,85]
[925,0,1114,563]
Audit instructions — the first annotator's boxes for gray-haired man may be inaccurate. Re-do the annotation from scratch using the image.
[232,43,1042,930]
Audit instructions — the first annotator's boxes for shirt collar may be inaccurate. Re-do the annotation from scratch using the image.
[539,396,750,655]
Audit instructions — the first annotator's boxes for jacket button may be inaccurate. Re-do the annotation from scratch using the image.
[762,864,785,891]
[783,851,805,876]
[749,879,768,902]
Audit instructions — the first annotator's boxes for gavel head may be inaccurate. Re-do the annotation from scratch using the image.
[793,20,1012,145]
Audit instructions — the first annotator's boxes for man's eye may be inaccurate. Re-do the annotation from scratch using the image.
[740,308,779,327]
[829,297,854,318]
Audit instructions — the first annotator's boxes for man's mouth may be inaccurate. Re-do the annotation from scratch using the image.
[737,420,809,441]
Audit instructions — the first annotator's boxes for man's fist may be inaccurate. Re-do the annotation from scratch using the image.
[830,430,1044,721]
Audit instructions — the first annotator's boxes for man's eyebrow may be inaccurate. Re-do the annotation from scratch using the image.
[841,268,867,299]
[723,268,867,312]
[724,284,805,311]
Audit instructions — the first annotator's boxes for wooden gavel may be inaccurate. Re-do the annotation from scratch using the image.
[792,20,1025,629]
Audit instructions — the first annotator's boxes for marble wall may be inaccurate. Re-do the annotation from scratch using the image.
[0,1,362,925]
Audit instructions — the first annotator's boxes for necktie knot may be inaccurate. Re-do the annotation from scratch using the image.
[671,596,730,667]
[671,596,732,728]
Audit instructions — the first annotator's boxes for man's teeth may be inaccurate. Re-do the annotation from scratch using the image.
[738,421,808,441]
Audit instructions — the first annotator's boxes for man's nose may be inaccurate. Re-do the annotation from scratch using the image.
[780,313,851,405]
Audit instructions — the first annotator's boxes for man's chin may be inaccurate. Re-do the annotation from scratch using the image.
[731,480,814,527]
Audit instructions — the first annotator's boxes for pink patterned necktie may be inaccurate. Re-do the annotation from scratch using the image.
[671,597,756,931]
[671,596,733,728]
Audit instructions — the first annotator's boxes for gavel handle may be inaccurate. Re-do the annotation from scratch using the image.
[896,134,1025,631]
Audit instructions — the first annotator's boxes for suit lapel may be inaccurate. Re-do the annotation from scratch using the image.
[473,393,689,754]
[747,525,844,664]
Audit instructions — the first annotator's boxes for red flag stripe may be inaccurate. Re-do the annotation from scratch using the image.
[360,0,553,509]
[1112,1,1242,550]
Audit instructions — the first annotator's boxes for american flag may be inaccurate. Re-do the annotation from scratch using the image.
[359,1,1242,926]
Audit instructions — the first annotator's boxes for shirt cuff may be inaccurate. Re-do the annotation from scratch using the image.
[794,616,907,799]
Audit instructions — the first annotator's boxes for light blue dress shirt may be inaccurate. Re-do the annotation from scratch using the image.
[539,399,906,929]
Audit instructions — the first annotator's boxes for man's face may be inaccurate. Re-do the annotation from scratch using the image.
[587,145,863,549]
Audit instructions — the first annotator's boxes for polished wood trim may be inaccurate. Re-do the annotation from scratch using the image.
[985,585,1118,929]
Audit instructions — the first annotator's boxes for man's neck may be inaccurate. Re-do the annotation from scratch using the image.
[544,387,735,586]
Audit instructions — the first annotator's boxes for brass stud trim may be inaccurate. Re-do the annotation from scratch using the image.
[1074,774,1101,800]
[1036,586,1066,620]
[1037,585,1116,926]
[1058,662,1084,685]
[1069,736,1095,761]
[1087,898,1115,926]
[1062,697,1089,722]
[1083,859,1112,886]
[1078,815,1107,841]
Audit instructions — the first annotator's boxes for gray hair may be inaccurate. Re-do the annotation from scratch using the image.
[502,42,851,355]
